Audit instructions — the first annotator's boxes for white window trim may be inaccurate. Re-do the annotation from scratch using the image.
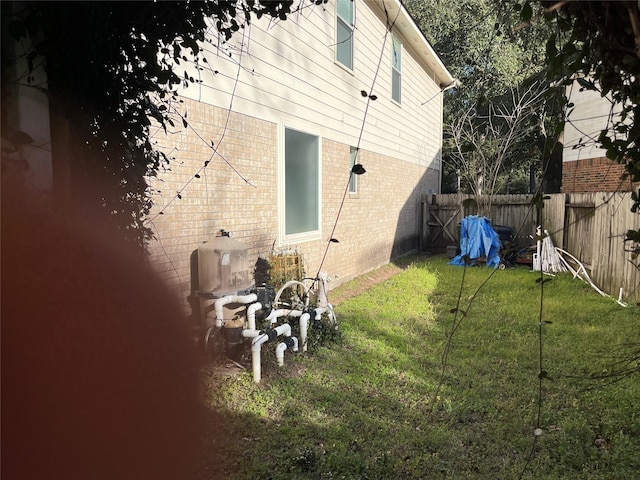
[348,146,358,194]
[335,0,355,71]
[278,123,322,245]
[392,34,402,105]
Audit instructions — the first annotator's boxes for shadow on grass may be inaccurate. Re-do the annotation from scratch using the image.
[195,345,530,480]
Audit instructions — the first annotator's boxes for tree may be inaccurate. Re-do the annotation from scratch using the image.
[447,81,546,213]
[405,0,561,195]
[406,0,550,116]
[1,1,325,250]
[536,0,640,261]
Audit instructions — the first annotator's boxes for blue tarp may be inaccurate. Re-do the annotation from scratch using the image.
[449,215,501,268]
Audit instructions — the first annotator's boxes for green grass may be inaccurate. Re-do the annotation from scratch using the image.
[198,255,640,480]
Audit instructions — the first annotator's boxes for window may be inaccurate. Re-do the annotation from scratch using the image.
[336,0,354,70]
[283,127,320,240]
[348,146,358,194]
[392,35,402,103]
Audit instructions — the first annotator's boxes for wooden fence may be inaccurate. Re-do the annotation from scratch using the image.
[421,192,640,303]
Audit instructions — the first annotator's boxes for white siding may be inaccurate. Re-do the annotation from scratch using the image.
[176,1,446,170]
[563,79,617,162]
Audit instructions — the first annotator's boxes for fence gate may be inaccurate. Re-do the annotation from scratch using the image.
[420,194,466,250]
[563,193,595,268]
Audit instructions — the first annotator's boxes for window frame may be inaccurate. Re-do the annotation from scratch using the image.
[348,146,358,194]
[335,0,354,71]
[278,124,322,245]
[392,34,402,104]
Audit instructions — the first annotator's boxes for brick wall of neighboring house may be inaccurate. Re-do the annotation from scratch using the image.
[147,99,438,313]
[562,157,636,193]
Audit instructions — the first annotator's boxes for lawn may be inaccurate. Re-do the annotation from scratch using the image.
[197,255,640,480]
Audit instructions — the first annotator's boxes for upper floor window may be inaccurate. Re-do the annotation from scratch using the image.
[392,35,402,103]
[336,0,354,70]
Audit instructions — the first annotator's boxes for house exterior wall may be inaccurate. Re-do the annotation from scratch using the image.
[147,1,451,312]
[562,156,634,193]
[562,78,634,192]
[563,81,610,164]
[147,99,440,299]
[174,0,447,169]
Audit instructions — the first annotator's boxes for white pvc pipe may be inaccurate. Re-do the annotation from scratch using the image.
[273,280,310,309]
[276,336,299,366]
[214,293,258,327]
[556,247,607,296]
[251,323,293,383]
[317,272,328,308]
[555,247,627,307]
[240,302,263,339]
[314,306,328,320]
[299,312,310,352]
[315,306,336,326]
[265,308,303,324]
[246,302,262,330]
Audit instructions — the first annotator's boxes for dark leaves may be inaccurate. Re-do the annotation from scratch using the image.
[545,34,557,60]
[351,164,366,175]
[9,130,35,146]
[360,90,377,100]
[538,370,552,380]
[535,277,552,284]
[576,77,595,91]
[520,2,533,22]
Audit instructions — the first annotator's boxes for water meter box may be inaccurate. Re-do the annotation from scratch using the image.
[197,234,252,295]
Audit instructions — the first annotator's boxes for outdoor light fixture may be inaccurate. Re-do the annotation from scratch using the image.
[351,164,366,175]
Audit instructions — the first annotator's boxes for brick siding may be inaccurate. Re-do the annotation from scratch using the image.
[147,99,439,316]
[562,157,637,193]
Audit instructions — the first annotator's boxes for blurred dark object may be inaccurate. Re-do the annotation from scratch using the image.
[1,183,201,480]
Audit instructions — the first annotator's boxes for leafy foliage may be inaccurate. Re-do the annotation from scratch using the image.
[447,81,546,207]
[405,0,560,196]
[537,0,640,248]
[1,1,321,250]
[540,1,640,183]
[407,0,549,113]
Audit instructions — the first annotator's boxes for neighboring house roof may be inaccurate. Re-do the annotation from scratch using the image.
[366,0,454,88]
